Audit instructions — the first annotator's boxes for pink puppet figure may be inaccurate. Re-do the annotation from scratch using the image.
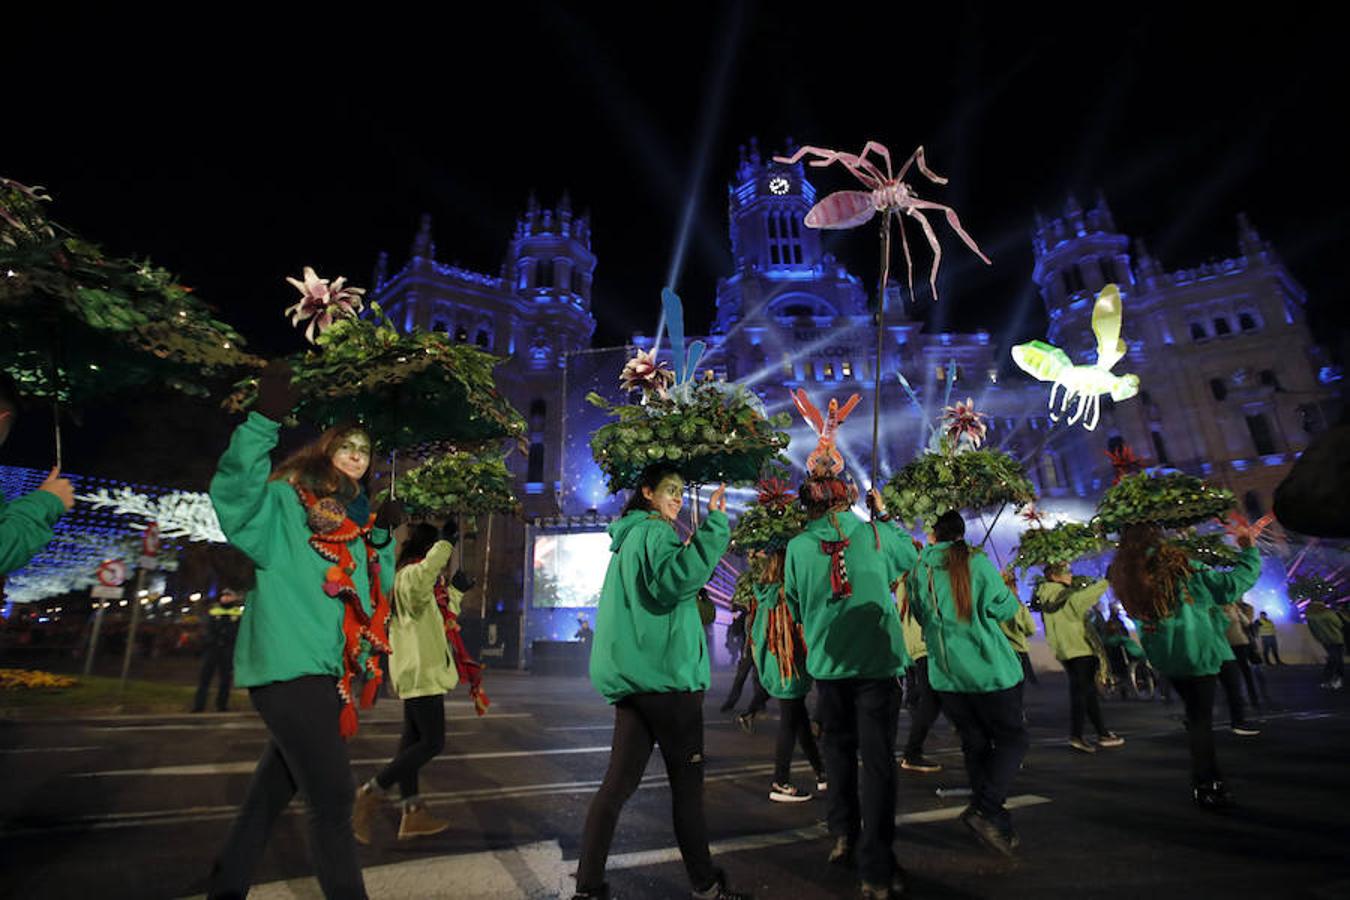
[773,142,990,303]
[791,389,862,476]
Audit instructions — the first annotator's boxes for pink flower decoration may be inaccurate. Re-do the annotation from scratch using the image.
[942,397,988,448]
[284,266,366,343]
[619,348,675,397]
[755,476,796,510]
[1020,504,1046,527]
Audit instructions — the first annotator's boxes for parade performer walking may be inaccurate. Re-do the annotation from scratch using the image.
[1107,522,1262,809]
[205,361,401,900]
[1034,564,1125,752]
[192,589,243,713]
[747,548,826,802]
[1000,583,1040,687]
[898,596,944,774]
[572,466,749,900]
[353,521,478,844]
[1305,600,1345,690]
[784,472,917,900]
[1213,599,1262,731]
[0,372,75,574]
[906,511,1029,857]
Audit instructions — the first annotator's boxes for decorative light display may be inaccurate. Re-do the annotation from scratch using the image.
[1011,283,1140,431]
[78,486,226,542]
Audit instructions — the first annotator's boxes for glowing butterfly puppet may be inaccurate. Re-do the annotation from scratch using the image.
[1011,283,1140,431]
[772,142,991,303]
[790,388,861,476]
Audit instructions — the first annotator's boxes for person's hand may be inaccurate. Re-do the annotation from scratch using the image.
[374,498,406,530]
[450,570,475,592]
[38,466,75,511]
[708,484,727,514]
[1235,529,1255,550]
[254,359,298,422]
[440,518,460,545]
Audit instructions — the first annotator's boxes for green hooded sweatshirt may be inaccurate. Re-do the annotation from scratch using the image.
[209,413,396,688]
[1035,578,1110,661]
[1305,602,1344,646]
[1129,546,1261,678]
[748,581,811,699]
[784,511,917,681]
[589,507,729,703]
[0,487,66,575]
[1000,603,1037,655]
[905,543,1023,693]
[389,539,463,699]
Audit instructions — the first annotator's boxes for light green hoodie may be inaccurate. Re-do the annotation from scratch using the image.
[1000,603,1037,655]
[748,581,811,700]
[905,543,1023,693]
[1306,602,1344,646]
[1036,578,1110,661]
[784,512,917,681]
[209,413,396,688]
[389,539,463,699]
[588,508,729,703]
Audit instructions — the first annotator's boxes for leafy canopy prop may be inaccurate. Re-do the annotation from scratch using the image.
[587,382,791,492]
[1172,531,1244,569]
[1288,576,1339,606]
[1094,471,1235,533]
[389,449,521,518]
[882,445,1036,531]
[730,471,806,554]
[0,177,261,402]
[1013,522,1111,573]
[228,303,525,451]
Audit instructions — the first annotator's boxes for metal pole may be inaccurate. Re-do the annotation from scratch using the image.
[871,216,892,496]
[978,503,1008,567]
[83,602,107,676]
[119,566,148,690]
[688,484,701,531]
[479,512,495,654]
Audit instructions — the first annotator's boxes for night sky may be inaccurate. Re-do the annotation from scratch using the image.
[4,3,1347,479]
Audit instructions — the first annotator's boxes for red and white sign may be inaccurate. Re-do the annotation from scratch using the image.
[141,522,161,557]
[96,559,127,588]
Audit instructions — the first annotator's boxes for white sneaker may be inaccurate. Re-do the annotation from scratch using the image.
[769,782,813,803]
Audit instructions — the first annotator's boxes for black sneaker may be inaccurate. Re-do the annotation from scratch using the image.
[571,883,610,900]
[962,808,1018,857]
[828,836,854,865]
[900,755,942,773]
[1193,780,1233,811]
[736,713,755,734]
[691,871,752,900]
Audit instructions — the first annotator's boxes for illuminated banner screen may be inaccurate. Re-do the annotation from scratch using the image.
[531,531,611,608]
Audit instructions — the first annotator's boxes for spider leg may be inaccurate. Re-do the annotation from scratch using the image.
[1048,379,1063,421]
[896,212,916,306]
[857,141,894,181]
[773,145,840,166]
[906,206,944,302]
[896,146,949,186]
[1084,394,1100,431]
[906,198,992,264]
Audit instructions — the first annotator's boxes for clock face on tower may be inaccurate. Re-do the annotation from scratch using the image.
[768,176,790,195]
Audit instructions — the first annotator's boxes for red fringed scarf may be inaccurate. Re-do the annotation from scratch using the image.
[821,538,852,599]
[295,486,391,739]
[434,575,491,716]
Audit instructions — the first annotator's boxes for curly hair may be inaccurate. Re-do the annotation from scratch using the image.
[798,474,856,521]
[1107,523,1194,623]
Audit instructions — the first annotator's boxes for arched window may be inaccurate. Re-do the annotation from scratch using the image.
[1213,317,1232,336]
[1189,322,1207,341]
[529,398,547,432]
[527,442,545,483]
[1245,413,1277,455]
[475,329,491,349]
[1238,312,1259,332]
[432,320,449,333]
[1151,429,1170,465]
[537,260,553,289]
[1210,378,1228,401]
[454,326,469,344]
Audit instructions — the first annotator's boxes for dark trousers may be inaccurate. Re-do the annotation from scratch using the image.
[1228,645,1261,708]
[194,647,234,712]
[207,676,366,900]
[1216,659,1251,727]
[1322,643,1346,682]
[815,678,902,885]
[374,694,445,800]
[774,696,824,784]
[903,657,942,760]
[1168,674,1220,785]
[1260,635,1282,665]
[937,685,1029,828]
[1063,655,1107,739]
[576,691,716,893]
[721,651,760,711]
[1017,651,1038,685]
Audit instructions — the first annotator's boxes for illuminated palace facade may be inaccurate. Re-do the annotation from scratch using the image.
[370,141,1338,661]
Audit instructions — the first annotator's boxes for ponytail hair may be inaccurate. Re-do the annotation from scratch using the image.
[934,510,973,622]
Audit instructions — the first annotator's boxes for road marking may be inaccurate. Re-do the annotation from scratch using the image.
[176,795,1055,899]
[73,746,614,777]
[85,713,533,732]
[0,746,101,754]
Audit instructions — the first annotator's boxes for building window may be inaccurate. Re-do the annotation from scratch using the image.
[1151,429,1170,465]
[1063,266,1085,294]
[1209,378,1228,401]
[475,329,491,349]
[529,399,547,431]
[1245,413,1277,455]
[527,442,545,483]
[769,244,781,265]
[518,268,529,291]
[1259,369,1280,390]
[431,320,449,333]
[1238,312,1259,332]
[1039,452,1061,490]
[823,362,835,380]
[454,326,469,343]
[1300,403,1325,434]
[1189,322,1207,341]
[537,260,553,288]
[782,354,793,376]
[841,360,853,379]
[1213,317,1232,336]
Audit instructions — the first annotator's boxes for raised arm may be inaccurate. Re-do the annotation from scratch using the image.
[641,511,730,608]
[209,412,286,567]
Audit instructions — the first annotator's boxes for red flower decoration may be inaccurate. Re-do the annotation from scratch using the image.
[942,397,988,448]
[756,476,796,510]
[1105,444,1144,485]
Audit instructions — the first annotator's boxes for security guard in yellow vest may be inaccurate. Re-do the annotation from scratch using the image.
[193,589,243,712]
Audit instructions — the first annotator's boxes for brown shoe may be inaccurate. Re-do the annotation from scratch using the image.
[352,784,382,846]
[398,803,450,840]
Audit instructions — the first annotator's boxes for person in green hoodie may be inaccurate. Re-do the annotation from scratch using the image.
[205,361,401,900]
[906,511,1028,858]
[573,466,748,900]
[999,581,1039,687]
[1107,521,1262,810]
[1305,600,1345,690]
[353,521,474,845]
[746,548,825,803]
[0,372,75,575]
[783,476,916,899]
[1034,564,1125,753]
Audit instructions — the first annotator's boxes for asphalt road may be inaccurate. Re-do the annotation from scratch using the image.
[1,666,1348,899]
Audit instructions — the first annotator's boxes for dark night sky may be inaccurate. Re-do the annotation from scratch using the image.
[5,3,1348,473]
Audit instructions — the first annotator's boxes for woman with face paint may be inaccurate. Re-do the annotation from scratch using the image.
[205,361,403,900]
[573,466,750,900]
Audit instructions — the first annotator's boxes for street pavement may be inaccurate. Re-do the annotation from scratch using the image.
[1,666,1348,899]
